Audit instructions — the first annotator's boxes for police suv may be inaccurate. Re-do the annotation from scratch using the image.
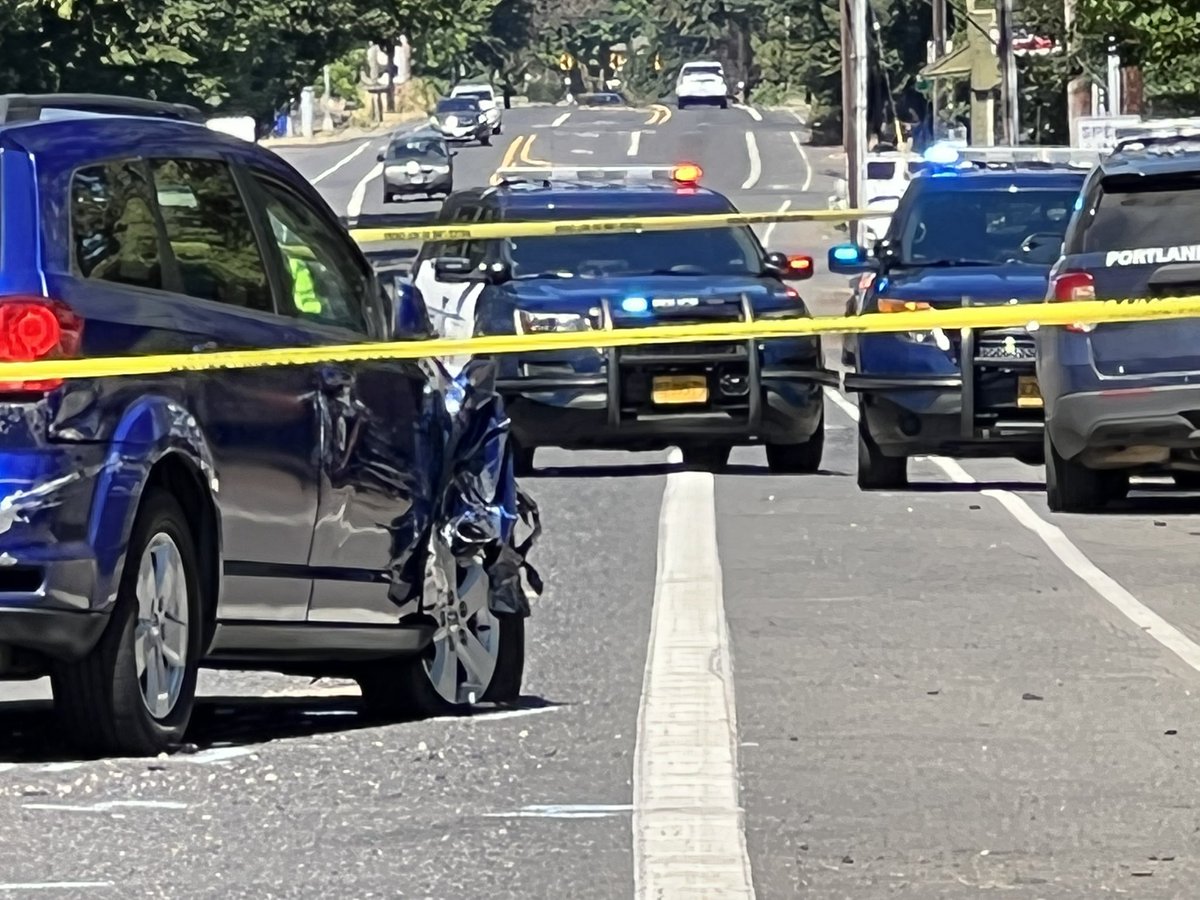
[1040,132,1200,511]
[830,144,1091,489]
[410,164,834,473]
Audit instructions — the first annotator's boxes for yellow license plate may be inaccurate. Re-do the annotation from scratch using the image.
[652,375,709,405]
[1017,375,1043,408]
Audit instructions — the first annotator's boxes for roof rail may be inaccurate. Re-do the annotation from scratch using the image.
[955,145,1100,167]
[1111,130,1200,155]
[0,93,204,125]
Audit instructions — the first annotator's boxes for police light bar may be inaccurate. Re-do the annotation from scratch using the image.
[919,142,1101,172]
[494,164,699,184]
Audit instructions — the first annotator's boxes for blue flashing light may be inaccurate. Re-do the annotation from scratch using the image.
[876,276,890,294]
[923,143,961,166]
[1074,194,1084,212]
[621,296,649,313]
[832,245,861,263]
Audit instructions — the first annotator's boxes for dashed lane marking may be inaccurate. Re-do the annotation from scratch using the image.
[346,161,383,218]
[633,447,755,898]
[628,130,642,157]
[0,883,115,891]
[741,131,761,191]
[762,199,791,246]
[823,388,1200,676]
[551,112,571,127]
[735,103,763,122]
[484,803,632,819]
[311,139,370,185]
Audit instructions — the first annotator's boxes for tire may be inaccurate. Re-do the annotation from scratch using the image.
[493,124,502,135]
[512,443,535,476]
[52,489,203,756]
[357,538,524,720]
[681,444,732,472]
[857,412,907,490]
[766,408,825,474]
[1173,472,1200,490]
[1044,430,1114,512]
[382,192,392,204]
[719,99,729,109]
[678,100,689,110]
[480,133,491,146]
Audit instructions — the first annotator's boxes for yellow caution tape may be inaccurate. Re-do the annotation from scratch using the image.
[1,296,1200,382]
[348,207,877,243]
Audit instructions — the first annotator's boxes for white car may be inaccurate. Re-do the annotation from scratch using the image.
[676,62,729,109]
[450,83,502,134]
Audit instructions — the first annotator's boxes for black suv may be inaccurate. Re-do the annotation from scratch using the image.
[1039,133,1200,511]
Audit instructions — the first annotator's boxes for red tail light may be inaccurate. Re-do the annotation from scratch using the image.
[0,299,83,394]
[1049,272,1095,333]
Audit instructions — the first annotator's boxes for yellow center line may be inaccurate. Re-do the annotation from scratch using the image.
[520,134,553,166]
[490,135,527,184]
[646,104,671,126]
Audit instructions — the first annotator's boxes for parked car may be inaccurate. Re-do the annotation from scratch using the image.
[0,93,539,756]
[449,83,502,135]
[379,129,455,202]
[430,97,491,145]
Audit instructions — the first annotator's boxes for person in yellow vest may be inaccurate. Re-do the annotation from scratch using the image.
[285,251,323,315]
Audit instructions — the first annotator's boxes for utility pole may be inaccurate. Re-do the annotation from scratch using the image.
[931,0,947,139]
[841,0,869,244]
[1105,35,1122,115]
[997,0,1019,144]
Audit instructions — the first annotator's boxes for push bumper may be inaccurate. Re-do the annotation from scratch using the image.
[844,327,1044,455]
[1047,383,1200,461]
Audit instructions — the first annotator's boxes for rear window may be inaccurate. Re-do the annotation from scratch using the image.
[683,65,723,77]
[437,99,479,113]
[1083,176,1200,252]
[867,161,897,180]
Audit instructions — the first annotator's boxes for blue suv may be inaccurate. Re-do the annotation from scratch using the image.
[0,94,537,756]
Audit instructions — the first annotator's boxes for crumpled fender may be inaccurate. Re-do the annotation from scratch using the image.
[434,357,543,617]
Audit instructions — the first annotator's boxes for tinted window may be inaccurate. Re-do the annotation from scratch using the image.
[867,161,897,180]
[388,138,448,159]
[437,99,479,113]
[454,90,492,101]
[252,175,372,333]
[148,159,273,312]
[1083,177,1200,252]
[683,65,723,77]
[72,162,164,290]
[897,187,1079,265]
[506,221,762,278]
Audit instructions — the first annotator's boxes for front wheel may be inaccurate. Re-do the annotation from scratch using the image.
[766,409,825,474]
[857,412,907,490]
[719,99,729,109]
[52,490,203,756]
[357,537,524,720]
[493,124,502,135]
[480,134,491,146]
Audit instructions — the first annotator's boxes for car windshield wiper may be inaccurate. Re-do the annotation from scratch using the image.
[904,258,1000,268]
[513,271,575,280]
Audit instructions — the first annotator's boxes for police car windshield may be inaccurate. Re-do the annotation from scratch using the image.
[507,226,762,278]
[1082,177,1200,252]
[898,187,1078,266]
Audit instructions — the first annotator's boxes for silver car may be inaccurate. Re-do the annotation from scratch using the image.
[379,131,455,202]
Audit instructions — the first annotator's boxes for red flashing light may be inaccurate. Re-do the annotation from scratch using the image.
[787,255,813,273]
[671,163,702,184]
[0,299,83,393]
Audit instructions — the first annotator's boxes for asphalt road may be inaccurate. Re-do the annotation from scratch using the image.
[4,104,1200,898]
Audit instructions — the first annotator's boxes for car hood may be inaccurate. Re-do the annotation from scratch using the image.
[879,264,1052,305]
[504,273,790,317]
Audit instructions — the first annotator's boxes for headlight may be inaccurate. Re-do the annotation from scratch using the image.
[513,310,601,334]
[445,115,458,127]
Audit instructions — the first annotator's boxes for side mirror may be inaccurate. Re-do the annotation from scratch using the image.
[827,243,876,274]
[394,281,433,338]
[376,151,385,162]
[765,251,815,281]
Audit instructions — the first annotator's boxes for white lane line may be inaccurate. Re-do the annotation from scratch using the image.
[180,746,258,765]
[0,883,114,891]
[741,131,761,191]
[311,139,371,185]
[789,131,813,192]
[347,161,384,218]
[762,199,791,247]
[633,447,755,898]
[790,109,806,126]
[551,112,571,127]
[824,388,1200,676]
[735,103,763,122]
[25,800,189,813]
[0,763,17,774]
[627,130,642,157]
[484,803,632,819]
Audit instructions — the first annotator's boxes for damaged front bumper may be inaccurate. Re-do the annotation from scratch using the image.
[433,358,542,618]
